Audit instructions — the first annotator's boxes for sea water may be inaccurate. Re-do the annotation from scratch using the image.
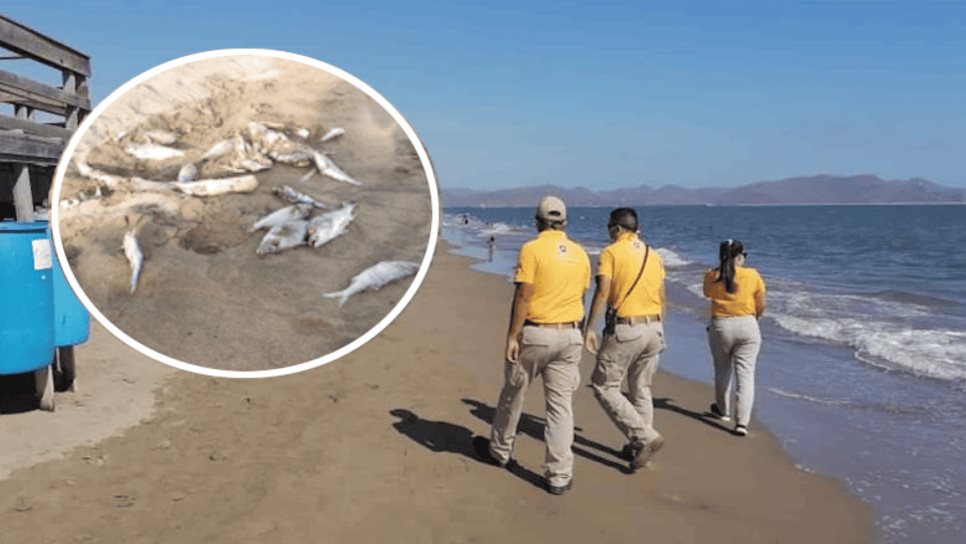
[443,205,966,544]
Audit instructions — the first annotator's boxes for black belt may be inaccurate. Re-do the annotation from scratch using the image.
[524,320,579,329]
[616,314,662,325]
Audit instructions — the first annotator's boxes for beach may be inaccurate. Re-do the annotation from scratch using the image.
[0,244,870,543]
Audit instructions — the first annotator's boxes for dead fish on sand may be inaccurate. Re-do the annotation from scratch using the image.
[177,163,198,182]
[256,220,309,257]
[144,130,178,145]
[172,174,259,196]
[311,151,361,186]
[250,204,313,232]
[125,142,185,161]
[200,137,235,161]
[307,202,356,248]
[273,185,326,209]
[323,261,420,307]
[123,230,144,294]
[320,127,345,143]
[270,150,313,167]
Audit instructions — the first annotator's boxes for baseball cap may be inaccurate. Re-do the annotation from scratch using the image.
[536,196,567,222]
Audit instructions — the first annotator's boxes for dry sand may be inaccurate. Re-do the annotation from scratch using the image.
[0,245,871,543]
[56,54,433,371]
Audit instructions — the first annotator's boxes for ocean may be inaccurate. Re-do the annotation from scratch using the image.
[443,205,966,544]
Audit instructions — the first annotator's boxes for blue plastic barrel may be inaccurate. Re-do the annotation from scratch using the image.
[42,222,91,347]
[0,221,55,375]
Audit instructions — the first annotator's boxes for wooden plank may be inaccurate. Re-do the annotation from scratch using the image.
[0,68,91,110]
[0,132,63,165]
[63,72,78,130]
[11,163,34,221]
[0,16,90,76]
[0,113,71,139]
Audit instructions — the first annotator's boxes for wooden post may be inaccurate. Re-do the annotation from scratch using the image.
[12,162,34,222]
[63,71,79,130]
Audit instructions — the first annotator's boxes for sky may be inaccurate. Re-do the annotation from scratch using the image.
[4,1,966,189]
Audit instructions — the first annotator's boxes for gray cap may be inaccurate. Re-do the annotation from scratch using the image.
[536,196,567,222]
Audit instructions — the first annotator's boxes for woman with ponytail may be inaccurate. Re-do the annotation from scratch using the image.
[702,240,766,436]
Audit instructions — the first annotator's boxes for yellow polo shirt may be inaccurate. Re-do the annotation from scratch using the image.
[514,230,591,323]
[598,232,665,317]
[703,267,766,317]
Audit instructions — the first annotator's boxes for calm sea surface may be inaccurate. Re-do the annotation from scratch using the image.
[444,205,966,544]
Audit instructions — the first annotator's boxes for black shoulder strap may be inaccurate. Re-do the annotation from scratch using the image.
[614,245,650,313]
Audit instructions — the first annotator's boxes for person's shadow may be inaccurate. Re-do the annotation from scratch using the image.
[653,397,733,434]
[389,408,546,489]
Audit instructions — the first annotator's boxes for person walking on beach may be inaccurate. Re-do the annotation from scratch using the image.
[583,207,667,471]
[703,239,766,437]
[474,196,591,496]
[487,235,496,262]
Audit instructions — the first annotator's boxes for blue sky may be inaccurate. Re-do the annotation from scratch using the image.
[4,1,965,189]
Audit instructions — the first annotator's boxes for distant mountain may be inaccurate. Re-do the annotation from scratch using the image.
[443,175,966,207]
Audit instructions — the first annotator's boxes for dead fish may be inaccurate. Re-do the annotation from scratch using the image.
[320,127,345,143]
[250,204,313,232]
[172,174,259,196]
[273,185,326,209]
[311,151,361,185]
[323,261,420,307]
[295,127,310,139]
[200,137,235,161]
[144,130,178,145]
[177,163,198,182]
[270,150,313,166]
[256,220,309,257]
[125,142,184,161]
[307,202,356,248]
[123,230,144,294]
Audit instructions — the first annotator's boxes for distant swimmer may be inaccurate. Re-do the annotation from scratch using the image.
[703,239,767,437]
[583,207,667,471]
[473,196,590,496]
[487,235,495,262]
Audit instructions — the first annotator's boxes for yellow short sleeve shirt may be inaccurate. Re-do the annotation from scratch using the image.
[597,233,665,317]
[703,266,766,318]
[514,230,591,323]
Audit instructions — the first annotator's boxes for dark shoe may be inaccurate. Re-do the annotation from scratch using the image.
[473,436,510,468]
[630,434,665,471]
[709,403,731,422]
[546,476,574,496]
[619,442,634,461]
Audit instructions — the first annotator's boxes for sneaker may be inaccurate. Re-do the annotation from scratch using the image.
[709,403,731,422]
[472,436,511,468]
[630,434,665,471]
[546,476,574,496]
[734,425,748,437]
[619,442,634,461]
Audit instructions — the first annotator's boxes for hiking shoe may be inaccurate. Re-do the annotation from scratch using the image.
[472,436,511,468]
[734,425,748,437]
[546,476,574,496]
[709,403,731,422]
[630,434,665,471]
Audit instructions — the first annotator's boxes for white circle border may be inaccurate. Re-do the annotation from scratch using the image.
[50,48,440,379]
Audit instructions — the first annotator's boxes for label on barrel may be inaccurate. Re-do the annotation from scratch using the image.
[32,239,52,271]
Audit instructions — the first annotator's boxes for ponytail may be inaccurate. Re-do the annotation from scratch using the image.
[715,239,744,293]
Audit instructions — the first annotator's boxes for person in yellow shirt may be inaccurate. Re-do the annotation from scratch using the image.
[702,239,766,437]
[583,207,666,471]
[474,196,591,495]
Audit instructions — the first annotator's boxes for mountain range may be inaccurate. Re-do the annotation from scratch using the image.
[443,175,966,207]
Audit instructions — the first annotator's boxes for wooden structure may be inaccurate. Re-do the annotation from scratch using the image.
[0,14,91,222]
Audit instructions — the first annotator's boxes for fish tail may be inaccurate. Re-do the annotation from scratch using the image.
[323,290,350,307]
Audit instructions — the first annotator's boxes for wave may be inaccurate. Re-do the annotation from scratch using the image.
[655,247,693,268]
[772,314,966,382]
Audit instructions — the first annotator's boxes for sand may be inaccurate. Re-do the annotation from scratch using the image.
[0,244,871,543]
[56,54,434,371]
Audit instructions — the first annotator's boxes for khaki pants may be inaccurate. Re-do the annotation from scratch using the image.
[489,325,582,487]
[590,321,665,445]
[707,315,761,427]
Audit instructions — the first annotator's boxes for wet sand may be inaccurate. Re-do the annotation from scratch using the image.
[0,244,871,543]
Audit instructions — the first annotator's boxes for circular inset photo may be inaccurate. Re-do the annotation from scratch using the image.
[50,49,438,377]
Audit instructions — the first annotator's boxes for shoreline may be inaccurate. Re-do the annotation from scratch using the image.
[0,242,872,543]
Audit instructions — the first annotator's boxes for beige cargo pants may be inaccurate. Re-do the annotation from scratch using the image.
[590,321,665,445]
[707,315,761,427]
[489,325,583,487]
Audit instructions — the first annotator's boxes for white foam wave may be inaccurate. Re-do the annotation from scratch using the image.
[655,247,693,268]
[767,387,849,406]
[479,222,516,236]
[772,314,966,381]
